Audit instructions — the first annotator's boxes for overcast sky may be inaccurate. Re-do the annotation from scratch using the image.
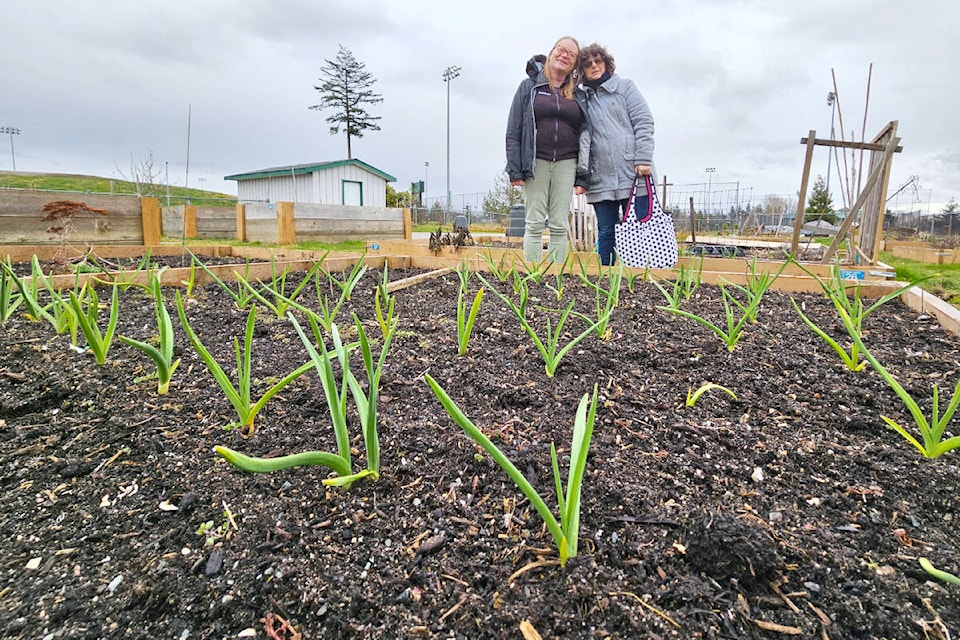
[3,0,958,213]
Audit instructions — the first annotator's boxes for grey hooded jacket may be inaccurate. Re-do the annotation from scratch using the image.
[505,55,590,188]
[582,73,654,203]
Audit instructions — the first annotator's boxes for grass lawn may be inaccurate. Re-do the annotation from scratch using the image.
[880,251,960,305]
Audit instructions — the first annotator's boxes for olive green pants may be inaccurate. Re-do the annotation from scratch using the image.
[522,158,574,263]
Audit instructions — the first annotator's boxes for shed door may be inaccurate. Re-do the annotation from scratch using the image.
[342,180,363,206]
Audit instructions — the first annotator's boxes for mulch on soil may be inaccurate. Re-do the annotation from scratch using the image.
[0,258,958,639]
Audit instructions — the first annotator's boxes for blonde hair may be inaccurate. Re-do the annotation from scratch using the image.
[544,36,580,100]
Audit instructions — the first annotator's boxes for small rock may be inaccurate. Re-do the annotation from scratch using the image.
[751,467,764,483]
[804,581,821,593]
[59,462,94,478]
[204,550,223,577]
[107,574,123,595]
[25,557,41,570]
[768,511,783,524]
[178,492,197,512]
[341,529,353,541]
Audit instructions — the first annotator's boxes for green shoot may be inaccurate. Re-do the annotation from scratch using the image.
[0,258,24,324]
[257,259,324,319]
[517,255,550,285]
[175,291,312,436]
[341,313,396,479]
[624,269,643,293]
[571,263,622,340]
[69,284,120,364]
[791,298,866,371]
[181,260,197,297]
[374,265,397,341]
[188,251,255,309]
[4,257,62,328]
[214,445,353,478]
[479,274,609,377]
[480,251,511,283]
[217,314,392,489]
[849,327,960,459]
[686,383,737,407]
[118,269,181,394]
[651,258,701,310]
[427,374,598,567]
[919,557,960,586]
[457,287,484,355]
[659,283,761,352]
[722,257,790,323]
[318,254,368,302]
[793,263,928,371]
[454,261,472,292]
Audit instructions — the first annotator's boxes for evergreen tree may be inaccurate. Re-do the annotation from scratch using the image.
[309,45,383,159]
[805,175,836,224]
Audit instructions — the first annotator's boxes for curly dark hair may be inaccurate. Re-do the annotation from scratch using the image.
[578,43,615,76]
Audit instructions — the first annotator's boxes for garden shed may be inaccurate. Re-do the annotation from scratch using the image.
[224,159,396,207]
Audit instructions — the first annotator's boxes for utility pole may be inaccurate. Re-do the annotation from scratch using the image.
[443,65,461,212]
[1,127,21,171]
[424,161,430,210]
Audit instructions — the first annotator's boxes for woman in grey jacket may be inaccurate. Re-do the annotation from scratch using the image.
[578,43,655,266]
[505,36,589,263]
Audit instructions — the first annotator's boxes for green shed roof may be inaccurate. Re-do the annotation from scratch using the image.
[224,159,396,182]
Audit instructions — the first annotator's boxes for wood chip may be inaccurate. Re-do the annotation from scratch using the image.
[416,533,447,556]
[808,602,832,626]
[753,619,803,634]
[519,620,543,640]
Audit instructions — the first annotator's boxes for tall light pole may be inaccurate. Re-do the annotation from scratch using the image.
[1,127,21,171]
[198,177,207,195]
[705,167,716,228]
[424,161,430,209]
[826,92,836,196]
[442,65,461,212]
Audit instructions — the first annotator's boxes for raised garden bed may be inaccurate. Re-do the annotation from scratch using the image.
[0,258,958,638]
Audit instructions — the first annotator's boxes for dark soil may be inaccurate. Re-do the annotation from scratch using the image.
[1,260,958,639]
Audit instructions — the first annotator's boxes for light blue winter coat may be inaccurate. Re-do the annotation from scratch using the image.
[582,73,655,203]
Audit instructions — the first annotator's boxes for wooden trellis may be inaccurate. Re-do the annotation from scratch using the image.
[791,120,902,265]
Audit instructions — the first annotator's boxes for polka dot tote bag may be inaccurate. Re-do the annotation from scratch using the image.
[614,175,679,269]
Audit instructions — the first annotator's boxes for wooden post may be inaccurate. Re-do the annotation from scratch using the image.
[277,201,296,245]
[236,203,247,242]
[791,130,817,256]
[141,197,161,246]
[183,205,198,239]
[660,174,672,206]
[403,207,412,240]
[688,197,697,244]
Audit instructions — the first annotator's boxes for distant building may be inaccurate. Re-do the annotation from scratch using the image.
[225,159,396,207]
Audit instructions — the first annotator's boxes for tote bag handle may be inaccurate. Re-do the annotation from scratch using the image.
[622,175,654,224]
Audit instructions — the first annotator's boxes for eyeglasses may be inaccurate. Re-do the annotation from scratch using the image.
[584,58,605,69]
[554,45,578,60]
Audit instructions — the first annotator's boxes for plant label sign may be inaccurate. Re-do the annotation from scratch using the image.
[839,269,865,280]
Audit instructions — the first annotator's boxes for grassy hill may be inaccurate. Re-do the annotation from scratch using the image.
[0,171,236,208]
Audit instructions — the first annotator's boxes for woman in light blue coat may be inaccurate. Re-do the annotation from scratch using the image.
[577,44,655,266]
